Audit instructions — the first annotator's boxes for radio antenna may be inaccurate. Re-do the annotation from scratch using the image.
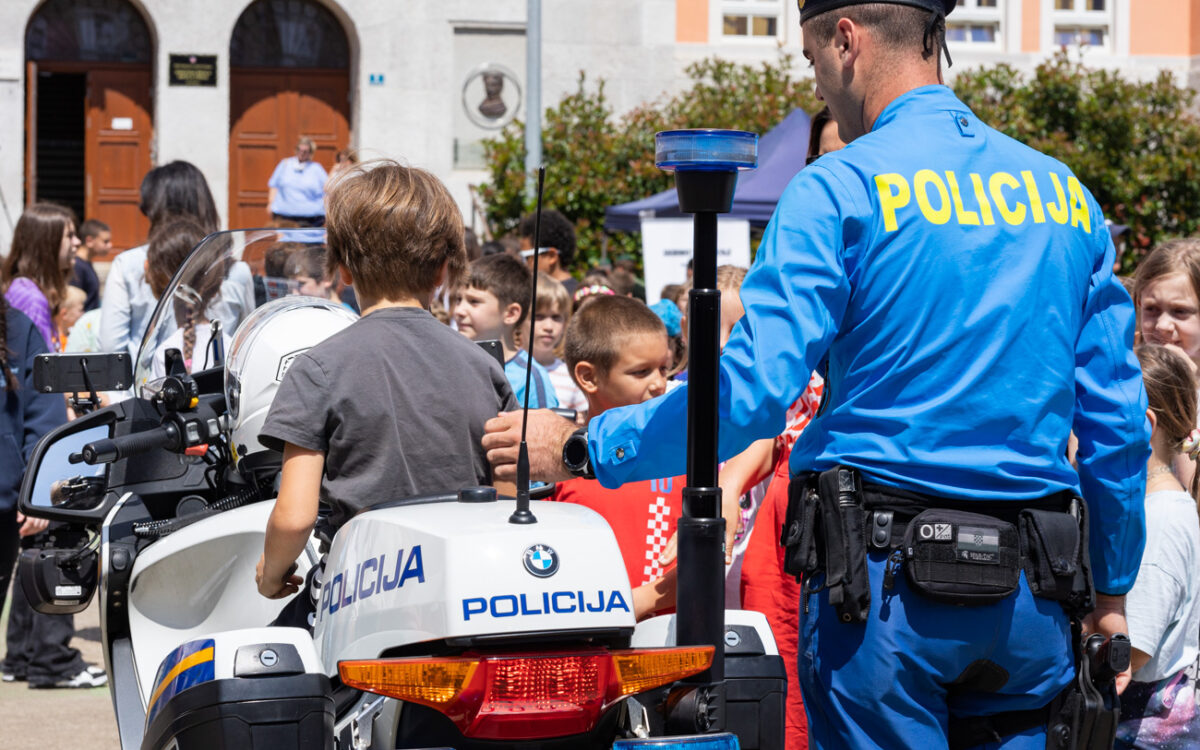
[509,166,547,525]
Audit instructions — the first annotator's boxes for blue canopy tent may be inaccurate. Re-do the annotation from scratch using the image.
[603,108,813,232]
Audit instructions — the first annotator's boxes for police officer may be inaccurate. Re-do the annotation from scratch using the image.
[484,0,1148,746]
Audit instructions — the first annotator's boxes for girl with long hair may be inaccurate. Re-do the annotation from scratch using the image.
[1116,344,1200,747]
[2,203,79,350]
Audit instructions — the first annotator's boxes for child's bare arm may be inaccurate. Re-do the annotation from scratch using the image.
[256,442,324,599]
[632,568,678,621]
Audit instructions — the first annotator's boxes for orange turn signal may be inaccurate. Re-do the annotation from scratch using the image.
[339,656,478,707]
[610,646,714,696]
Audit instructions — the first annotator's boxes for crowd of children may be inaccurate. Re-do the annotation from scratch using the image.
[5,141,1200,750]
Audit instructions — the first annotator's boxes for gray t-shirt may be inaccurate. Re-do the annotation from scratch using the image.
[259,306,517,527]
[1126,489,1200,683]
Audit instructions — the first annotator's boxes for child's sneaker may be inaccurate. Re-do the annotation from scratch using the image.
[31,665,107,689]
[0,671,24,683]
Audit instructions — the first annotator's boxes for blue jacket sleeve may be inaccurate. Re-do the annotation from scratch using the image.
[18,315,67,460]
[590,168,855,487]
[1072,215,1148,595]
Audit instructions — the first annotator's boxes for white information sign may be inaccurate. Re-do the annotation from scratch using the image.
[640,217,752,305]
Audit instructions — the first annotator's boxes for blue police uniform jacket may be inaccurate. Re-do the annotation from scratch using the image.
[1,307,68,514]
[590,85,1148,595]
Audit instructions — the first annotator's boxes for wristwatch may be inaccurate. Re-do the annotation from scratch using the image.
[562,427,595,480]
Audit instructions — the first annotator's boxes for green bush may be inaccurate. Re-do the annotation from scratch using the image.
[476,53,819,271]
[952,52,1200,271]
[479,50,1200,275]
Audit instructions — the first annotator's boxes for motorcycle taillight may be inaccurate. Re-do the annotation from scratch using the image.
[339,646,713,741]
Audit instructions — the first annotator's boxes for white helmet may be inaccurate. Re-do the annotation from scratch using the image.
[224,297,357,473]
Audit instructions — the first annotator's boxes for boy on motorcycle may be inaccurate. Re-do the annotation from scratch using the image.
[253,161,517,625]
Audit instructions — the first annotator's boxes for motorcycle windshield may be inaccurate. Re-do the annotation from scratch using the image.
[133,228,334,397]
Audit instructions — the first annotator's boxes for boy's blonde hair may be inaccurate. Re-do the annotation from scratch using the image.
[565,295,665,380]
[535,272,572,318]
[324,160,466,302]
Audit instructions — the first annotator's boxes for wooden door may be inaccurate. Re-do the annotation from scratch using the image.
[24,61,36,206]
[85,67,153,255]
[228,69,349,230]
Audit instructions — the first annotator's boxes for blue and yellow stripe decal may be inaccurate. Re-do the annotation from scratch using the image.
[146,639,215,724]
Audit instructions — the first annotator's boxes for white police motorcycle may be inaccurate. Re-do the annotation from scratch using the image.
[19,229,785,750]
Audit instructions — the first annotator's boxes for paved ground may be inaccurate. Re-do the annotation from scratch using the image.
[0,590,120,750]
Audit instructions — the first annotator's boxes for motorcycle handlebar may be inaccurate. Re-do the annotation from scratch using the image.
[74,423,180,465]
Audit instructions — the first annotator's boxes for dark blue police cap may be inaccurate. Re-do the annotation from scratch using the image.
[800,0,956,23]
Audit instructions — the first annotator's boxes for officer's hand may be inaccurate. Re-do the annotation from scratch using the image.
[1082,593,1132,695]
[483,410,576,484]
[256,555,301,600]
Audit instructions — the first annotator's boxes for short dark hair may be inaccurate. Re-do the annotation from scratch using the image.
[803,3,942,62]
[519,209,576,270]
[283,244,329,282]
[463,228,482,262]
[77,219,109,240]
[146,217,206,298]
[324,160,466,301]
[565,295,665,379]
[263,242,304,278]
[138,161,220,235]
[467,253,532,325]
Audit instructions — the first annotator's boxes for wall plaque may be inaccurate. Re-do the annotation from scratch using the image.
[169,54,217,87]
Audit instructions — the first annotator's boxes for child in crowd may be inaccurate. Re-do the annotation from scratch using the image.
[144,218,228,377]
[3,203,78,351]
[523,273,587,416]
[1115,344,1200,747]
[454,253,558,409]
[255,161,516,623]
[552,295,681,619]
[1134,238,1200,371]
[1134,238,1200,490]
[519,209,578,298]
[52,286,86,352]
[283,244,355,313]
[72,219,109,311]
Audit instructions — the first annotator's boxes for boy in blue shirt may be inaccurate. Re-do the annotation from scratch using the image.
[455,253,559,409]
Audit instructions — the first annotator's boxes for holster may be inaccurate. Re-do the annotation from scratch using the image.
[780,466,871,624]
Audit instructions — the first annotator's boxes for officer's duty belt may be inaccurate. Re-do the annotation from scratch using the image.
[781,466,1096,624]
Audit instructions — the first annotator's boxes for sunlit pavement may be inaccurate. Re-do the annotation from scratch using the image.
[0,590,119,750]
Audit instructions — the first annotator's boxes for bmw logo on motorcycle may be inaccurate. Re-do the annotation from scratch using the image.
[522,544,559,578]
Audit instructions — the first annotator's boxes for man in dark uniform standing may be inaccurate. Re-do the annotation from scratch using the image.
[485,1,1148,746]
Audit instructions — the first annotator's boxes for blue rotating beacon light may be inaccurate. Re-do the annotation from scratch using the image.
[655,129,757,736]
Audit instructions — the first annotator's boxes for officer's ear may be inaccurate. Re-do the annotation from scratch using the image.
[836,17,861,68]
[573,360,601,396]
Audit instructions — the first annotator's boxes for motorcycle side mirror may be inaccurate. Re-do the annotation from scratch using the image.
[18,409,117,524]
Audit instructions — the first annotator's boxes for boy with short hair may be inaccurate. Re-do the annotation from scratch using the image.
[72,219,110,311]
[454,253,559,410]
[519,209,578,298]
[255,161,516,614]
[554,295,682,618]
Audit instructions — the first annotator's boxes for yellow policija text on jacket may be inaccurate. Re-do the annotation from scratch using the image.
[873,170,1095,234]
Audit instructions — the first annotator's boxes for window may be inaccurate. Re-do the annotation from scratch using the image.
[946,0,1003,47]
[1053,0,1111,50]
[721,0,783,40]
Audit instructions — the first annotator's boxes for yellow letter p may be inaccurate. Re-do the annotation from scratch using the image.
[875,173,911,232]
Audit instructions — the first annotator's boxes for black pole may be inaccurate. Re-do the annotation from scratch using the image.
[671,168,739,731]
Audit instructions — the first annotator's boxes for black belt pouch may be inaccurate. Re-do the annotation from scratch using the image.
[781,475,820,580]
[903,508,1021,605]
[1019,501,1093,615]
